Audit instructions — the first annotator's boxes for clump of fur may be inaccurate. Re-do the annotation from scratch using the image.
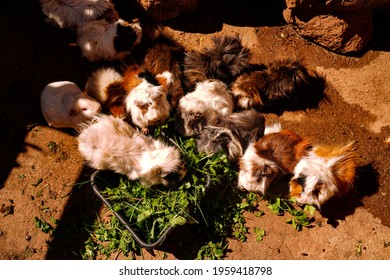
[232,58,317,111]
[183,35,251,90]
[85,67,127,118]
[141,27,186,110]
[39,0,115,30]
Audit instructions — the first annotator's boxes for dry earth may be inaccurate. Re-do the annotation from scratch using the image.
[0,0,389,260]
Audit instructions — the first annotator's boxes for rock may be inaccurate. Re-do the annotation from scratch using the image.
[135,0,202,22]
[283,0,374,54]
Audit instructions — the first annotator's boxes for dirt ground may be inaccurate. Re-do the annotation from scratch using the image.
[0,0,389,260]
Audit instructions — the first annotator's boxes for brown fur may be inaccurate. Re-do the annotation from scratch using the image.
[314,142,357,196]
[122,64,142,93]
[142,27,185,109]
[231,71,268,109]
[254,130,311,174]
[104,81,127,117]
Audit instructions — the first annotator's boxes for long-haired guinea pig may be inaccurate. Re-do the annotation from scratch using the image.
[39,0,115,30]
[40,81,101,130]
[237,126,311,195]
[141,27,186,110]
[289,142,357,209]
[231,58,316,111]
[196,109,265,161]
[78,115,186,186]
[85,65,173,133]
[77,17,142,61]
[183,35,251,90]
[123,67,173,134]
[175,79,234,137]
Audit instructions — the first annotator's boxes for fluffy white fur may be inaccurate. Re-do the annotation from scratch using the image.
[78,115,185,186]
[40,81,101,129]
[77,18,142,61]
[237,143,280,194]
[125,71,172,133]
[39,0,114,30]
[176,79,234,136]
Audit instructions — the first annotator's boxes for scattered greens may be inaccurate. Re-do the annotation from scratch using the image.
[76,122,317,259]
[254,227,266,242]
[266,194,316,231]
[34,216,55,235]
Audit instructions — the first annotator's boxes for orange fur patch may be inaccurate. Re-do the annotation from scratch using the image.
[315,142,357,195]
[155,75,168,89]
[289,179,302,198]
[254,130,311,174]
[122,64,142,93]
[108,104,126,118]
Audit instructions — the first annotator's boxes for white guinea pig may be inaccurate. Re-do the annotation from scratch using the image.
[40,81,102,130]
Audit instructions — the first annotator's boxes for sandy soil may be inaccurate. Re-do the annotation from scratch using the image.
[0,0,389,260]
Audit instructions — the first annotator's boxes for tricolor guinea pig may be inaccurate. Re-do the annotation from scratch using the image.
[289,142,357,209]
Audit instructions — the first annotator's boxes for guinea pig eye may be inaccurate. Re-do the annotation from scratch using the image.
[297,174,307,188]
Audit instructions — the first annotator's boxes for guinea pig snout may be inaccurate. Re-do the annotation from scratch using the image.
[162,166,187,188]
[77,97,102,116]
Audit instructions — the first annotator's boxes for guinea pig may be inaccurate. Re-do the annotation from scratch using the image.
[39,0,116,30]
[237,126,311,195]
[85,64,173,133]
[183,35,251,90]
[289,142,357,210]
[40,81,102,130]
[175,79,234,137]
[231,58,316,111]
[77,17,142,61]
[78,114,187,187]
[123,68,173,134]
[197,109,265,161]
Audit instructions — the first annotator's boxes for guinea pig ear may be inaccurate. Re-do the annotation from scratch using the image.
[155,71,174,90]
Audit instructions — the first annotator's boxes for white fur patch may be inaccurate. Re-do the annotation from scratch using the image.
[85,67,123,103]
[40,81,101,129]
[237,143,277,195]
[290,149,340,208]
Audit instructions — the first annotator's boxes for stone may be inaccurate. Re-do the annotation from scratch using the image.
[135,0,201,22]
[283,0,374,53]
